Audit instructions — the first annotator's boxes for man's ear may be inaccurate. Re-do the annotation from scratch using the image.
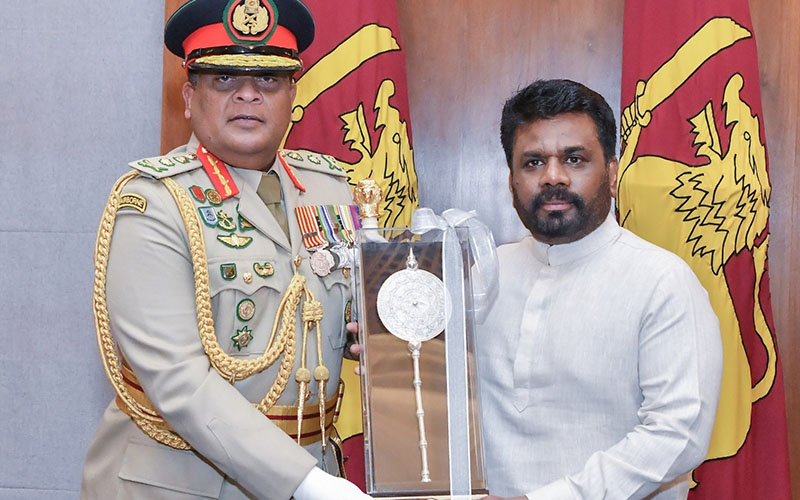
[182,81,194,120]
[608,157,619,198]
[289,78,297,103]
[508,171,514,194]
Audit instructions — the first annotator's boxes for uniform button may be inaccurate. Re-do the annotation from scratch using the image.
[243,272,253,284]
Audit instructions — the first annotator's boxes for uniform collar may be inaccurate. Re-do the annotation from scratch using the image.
[234,161,276,192]
[233,156,293,251]
[527,212,621,267]
[187,134,282,195]
[186,133,201,154]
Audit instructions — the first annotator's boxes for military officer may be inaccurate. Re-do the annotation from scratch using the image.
[81,1,371,499]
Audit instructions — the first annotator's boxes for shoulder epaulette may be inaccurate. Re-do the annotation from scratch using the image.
[128,152,202,179]
[280,149,348,178]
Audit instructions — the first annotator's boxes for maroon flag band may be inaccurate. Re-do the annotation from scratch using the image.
[618,1,791,498]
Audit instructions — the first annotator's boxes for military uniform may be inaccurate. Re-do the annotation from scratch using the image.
[81,1,375,497]
[82,132,361,500]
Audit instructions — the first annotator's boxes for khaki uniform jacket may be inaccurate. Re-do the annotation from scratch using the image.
[82,137,354,500]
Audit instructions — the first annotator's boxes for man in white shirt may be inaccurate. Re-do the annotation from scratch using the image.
[479,79,723,500]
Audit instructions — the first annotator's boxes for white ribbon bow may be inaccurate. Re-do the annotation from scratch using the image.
[409,207,498,499]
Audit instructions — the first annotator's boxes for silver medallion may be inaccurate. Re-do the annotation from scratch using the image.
[309,248,335,277]
[377,249,445,343]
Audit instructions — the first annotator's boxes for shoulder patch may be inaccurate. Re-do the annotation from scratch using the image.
[129,152,201,179]
[119,193,147,213]
[280,149,348,178]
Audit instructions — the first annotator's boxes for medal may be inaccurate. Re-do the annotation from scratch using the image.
[309,248,335,277]
[232,326,253,350]
[295,204,360,276]
[237,299,256,321]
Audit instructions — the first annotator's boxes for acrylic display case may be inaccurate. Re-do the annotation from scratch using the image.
[353,225,487,500]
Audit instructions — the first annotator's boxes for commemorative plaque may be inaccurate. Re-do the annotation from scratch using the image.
[352,182,488,499]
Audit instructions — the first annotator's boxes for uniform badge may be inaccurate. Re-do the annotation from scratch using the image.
[137,159,167,173]
[206,189,223,206]
[226,0,277,43]
[158,157,176,168]
[321,154,344,172]
[237,299,256,321]
[221,263,237,280]
[232,326,253,350]
[198,207,218,227]
[253,262,274,277]
[190,185,206,201]
[307,153,322,164]
[217,233,253,248]
[217,210,237,231]
[344,299,352,324]
[198,145,239,200]
[277,154,306,192]
[243,272,254,284]
[173,155,191,164]
[285,150,303,161]
[239,214,255,231]
[119,193,147,213]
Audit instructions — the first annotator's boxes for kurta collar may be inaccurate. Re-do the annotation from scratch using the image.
[528,213,621,267]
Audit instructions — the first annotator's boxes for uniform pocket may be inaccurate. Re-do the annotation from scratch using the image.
[318,272,349,350]
[118,437,224,497]
[207,256,289,296]
[206,257,291,356]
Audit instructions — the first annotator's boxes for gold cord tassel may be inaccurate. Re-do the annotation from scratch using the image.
[314,320,329,452]
[302,286,328,452]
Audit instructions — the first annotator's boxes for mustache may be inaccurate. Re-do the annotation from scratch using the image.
[531,186,585,210]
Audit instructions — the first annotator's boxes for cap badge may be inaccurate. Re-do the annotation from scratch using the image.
[225,0,278,44]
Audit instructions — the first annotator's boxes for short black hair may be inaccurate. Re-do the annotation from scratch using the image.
[500,79,617,167]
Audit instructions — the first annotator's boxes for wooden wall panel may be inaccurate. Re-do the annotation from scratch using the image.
[397,0,624,245]
[751,0,800,491]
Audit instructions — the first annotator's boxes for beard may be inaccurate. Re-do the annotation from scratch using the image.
[512,178,611,243]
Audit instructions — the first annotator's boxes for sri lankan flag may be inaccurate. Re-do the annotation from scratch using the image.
[281,0,418,488]
[617,1,791,498]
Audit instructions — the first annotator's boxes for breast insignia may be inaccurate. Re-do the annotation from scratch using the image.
[217,233,253,249]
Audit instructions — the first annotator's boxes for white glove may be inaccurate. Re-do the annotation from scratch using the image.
[293,466,373,500]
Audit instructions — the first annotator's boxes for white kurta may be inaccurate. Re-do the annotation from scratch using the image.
[477,215,722,500]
